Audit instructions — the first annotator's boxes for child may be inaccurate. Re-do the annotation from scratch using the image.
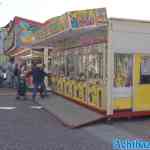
[16,74,27,100]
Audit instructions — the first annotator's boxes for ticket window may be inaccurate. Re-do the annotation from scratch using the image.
[140,56,150,84]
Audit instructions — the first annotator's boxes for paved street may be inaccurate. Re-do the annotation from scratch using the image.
[0,94,110,150]
[0,91,150,150]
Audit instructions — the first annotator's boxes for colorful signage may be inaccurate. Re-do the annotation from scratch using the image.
[45,14,69,35]
[15,17,41,48]
[34,14,69,42]
[69,8,107,28]
[32,8,107,46]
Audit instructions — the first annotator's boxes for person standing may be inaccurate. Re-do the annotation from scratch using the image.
[39,64,48,97]
[29,63,48,100]
[6,58,15,88]
[0,66,3,87]
[14,64,20,88]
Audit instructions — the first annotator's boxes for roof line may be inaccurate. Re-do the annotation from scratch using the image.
[14,16,43,25]
[43,7,107,25]
[109,17,150,24]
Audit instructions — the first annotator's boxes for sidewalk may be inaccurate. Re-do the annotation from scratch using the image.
[0,88,32,96]
[0,88,16,95]
[35,93,106,128]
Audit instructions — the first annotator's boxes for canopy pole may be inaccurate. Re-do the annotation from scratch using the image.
[44,47,49,88]
[44,47,48,72]
[106,20,114,116]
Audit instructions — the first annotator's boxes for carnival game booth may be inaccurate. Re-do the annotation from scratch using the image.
[32,8,150,118]
[32,8,108,112]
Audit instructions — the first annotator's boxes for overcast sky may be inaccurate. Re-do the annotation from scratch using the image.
[0,0,150,27]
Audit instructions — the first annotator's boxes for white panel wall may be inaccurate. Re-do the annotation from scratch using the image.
[111,18,150,53]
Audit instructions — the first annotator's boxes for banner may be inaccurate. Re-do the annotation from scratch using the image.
[69,8,107,28]
[33,8,107,45]
[15,17,41,48]
[34,14,69,42]
[45,14,69,35]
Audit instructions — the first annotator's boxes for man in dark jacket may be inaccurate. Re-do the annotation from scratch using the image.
[31,63,48,100]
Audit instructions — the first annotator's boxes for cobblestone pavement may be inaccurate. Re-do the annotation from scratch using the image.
[0,95,110,150]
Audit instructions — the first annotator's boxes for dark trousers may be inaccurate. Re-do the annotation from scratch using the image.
[32,81,46,98]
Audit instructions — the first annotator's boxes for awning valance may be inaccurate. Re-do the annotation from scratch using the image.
[32,8,108,48]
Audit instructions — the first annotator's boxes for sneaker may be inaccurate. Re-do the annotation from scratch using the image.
[40,95,45,99]
[32,96,36,101]
[16,96,20,100]
[23,96,27,100]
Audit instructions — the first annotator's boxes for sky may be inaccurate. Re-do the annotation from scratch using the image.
[0,0,150,27]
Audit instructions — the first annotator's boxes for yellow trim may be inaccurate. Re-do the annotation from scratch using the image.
[113,98,132,110]
[133,54,150,111]
[50,75,104,110]
[88,85,98,106]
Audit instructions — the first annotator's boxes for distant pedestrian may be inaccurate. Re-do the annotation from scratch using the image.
[0,67,3,87]
[6,58,15,88]
[16,73,27,100]
[39,64,48,97]
[14,64,20,88]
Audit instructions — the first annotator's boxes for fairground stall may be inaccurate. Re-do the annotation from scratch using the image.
[32,8,150,118]
[4,16,43,64]
[3,17,43,88]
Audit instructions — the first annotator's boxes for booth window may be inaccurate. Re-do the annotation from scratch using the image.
[87,53,103,80]
[114,54,133,87]
[140,56,150,84]
[78,55,88,80]
[58,55,65,75]
[48,57,52,71]
[66,54,76,78]
[51,55,60,75]
[52,56,58,74]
